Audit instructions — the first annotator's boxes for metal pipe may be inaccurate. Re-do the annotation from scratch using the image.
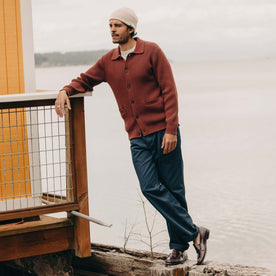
[70,210,112,228]
[42,199,112,227]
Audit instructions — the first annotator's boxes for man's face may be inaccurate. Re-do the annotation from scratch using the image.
[109,19,131,44]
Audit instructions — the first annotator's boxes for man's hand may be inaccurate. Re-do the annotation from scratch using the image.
[161,133,177,154]
[55,90,71,117]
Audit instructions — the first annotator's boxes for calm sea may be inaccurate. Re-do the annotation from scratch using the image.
[36,59,276,271]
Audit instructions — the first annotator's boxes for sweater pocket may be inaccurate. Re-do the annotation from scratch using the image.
[144,95,164,111]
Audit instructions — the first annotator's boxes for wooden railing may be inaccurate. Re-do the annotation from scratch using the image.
[0,91,92,258]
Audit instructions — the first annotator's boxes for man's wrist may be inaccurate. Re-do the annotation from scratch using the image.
[165,125,178,135]
[59,89,69,96]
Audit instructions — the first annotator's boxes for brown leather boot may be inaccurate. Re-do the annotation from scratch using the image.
[165,249,187,266]
[193,227,210,265]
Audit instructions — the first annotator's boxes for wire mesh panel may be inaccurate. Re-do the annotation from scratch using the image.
[0,105,73,212]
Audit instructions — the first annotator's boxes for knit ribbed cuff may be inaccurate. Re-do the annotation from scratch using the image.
[165,124,178,135]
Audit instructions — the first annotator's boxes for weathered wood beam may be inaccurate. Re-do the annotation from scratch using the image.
[0,203,79,221]
[42,193,68,204]
[70,98,91,258]
[0,215,72,237]
[72,243,275,276]
[0,226,74,261]
[73,244,189,276]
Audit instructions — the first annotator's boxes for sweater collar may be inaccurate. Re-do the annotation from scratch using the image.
[111,37,144,61]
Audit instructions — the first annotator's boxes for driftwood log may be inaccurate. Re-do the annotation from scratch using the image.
[0,243,274,275]
[72,243,275,276]
[73,244,189,276]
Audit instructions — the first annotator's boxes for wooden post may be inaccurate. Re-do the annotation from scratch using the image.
[65,107,74,202]
[70,97,91,257]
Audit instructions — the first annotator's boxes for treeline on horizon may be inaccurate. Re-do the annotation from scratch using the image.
[35,50,109,67]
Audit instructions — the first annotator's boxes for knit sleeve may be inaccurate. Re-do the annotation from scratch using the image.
[62,56,106,96]
[151,45,179,135]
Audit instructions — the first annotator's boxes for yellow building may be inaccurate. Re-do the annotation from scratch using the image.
[0,0,36,207]
[0,1,91,262]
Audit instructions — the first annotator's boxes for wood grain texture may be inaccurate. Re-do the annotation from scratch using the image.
[0,215,73,237]
[0,226,74,261]
[71,98,91,257]
[73,244,189,276]
[0,203,79,221]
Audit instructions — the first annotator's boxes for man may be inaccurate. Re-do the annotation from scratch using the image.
[55,7,209,266]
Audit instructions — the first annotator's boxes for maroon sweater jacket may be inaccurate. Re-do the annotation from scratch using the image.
[62,38,179,139]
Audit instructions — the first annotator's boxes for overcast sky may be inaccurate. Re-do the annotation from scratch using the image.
[31,0,276,61]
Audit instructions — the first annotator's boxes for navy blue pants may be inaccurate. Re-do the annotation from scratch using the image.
[130,127,199,251]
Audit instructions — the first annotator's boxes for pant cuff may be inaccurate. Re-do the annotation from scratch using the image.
[169,226,200,251]
[169,242,189,252]
[188,225,200,242]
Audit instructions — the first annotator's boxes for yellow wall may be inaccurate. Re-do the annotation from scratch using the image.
[0,0,31,202]
[0,0,25,94]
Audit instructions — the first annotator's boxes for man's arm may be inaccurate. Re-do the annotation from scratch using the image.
[55,56,105,117]
[151,45,179,154]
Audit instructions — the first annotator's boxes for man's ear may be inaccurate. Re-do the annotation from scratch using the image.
[128,27,134,36]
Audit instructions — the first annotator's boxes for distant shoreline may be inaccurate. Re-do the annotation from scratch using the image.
[35,51,275,68]
[35,50,109,68]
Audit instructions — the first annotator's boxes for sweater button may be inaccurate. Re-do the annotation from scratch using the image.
[137,131,140,135]
[131,100,134,104]
[125,68,128,73]
[136,115,139,119]
[127,84,131,89]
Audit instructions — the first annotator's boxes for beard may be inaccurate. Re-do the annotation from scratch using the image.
[112,33,130,44]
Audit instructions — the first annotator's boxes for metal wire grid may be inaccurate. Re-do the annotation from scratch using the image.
[0,105,73,212]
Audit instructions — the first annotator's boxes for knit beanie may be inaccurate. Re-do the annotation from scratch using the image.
[110,7,138,30]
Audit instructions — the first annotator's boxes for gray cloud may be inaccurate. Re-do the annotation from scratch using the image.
[31,0,276,61]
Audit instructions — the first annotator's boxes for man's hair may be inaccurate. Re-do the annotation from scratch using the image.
[127,25,137,38]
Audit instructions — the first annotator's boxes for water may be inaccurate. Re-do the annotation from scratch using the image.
[36,59,276,271]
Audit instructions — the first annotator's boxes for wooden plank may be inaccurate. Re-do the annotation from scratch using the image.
[71,98,91,257]
[0,92,92,109]
[0,91,92,103]
[42,193,68,204]
[0,215,73,237]
[0,226,74,261]
[0,202,79,221]
[0,98,55,109]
